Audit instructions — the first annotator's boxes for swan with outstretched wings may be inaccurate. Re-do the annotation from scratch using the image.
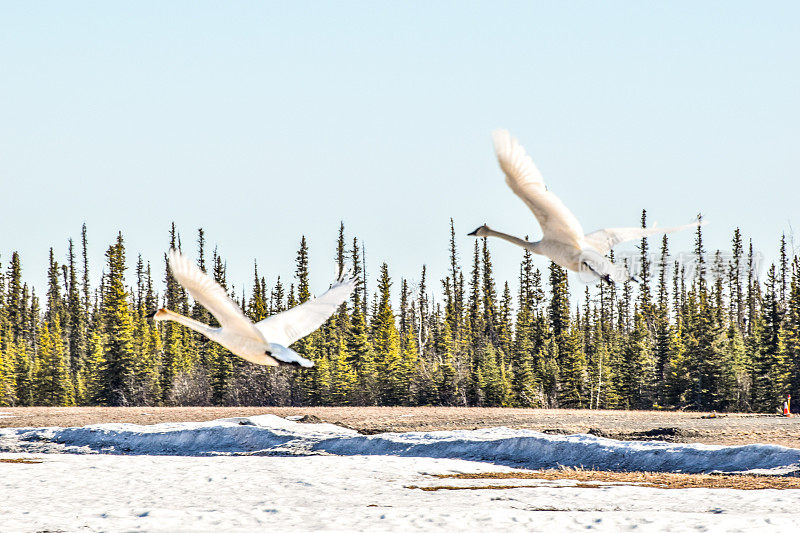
[469,129,701,283]
[151,249,355,367]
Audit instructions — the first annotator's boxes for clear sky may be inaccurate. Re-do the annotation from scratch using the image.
[2,2,798,301]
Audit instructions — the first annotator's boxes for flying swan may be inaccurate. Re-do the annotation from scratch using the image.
[469,129,701,284]
[151,249,356,367]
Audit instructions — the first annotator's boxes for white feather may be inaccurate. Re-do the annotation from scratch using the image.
[255,272,356,347]
[474,130,701,283]
[158,250,356,367]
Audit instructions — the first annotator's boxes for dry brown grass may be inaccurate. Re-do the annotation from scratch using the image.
[424,469,800,490]
[0,458,43,464]
[407,483,603,491]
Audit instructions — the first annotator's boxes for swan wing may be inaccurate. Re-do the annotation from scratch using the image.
[254,272,356,347]
[167,249,259,339]
[493,129,584,247]
[583,219,702,254]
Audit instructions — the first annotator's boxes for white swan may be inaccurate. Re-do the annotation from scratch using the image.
[469,129,701,284]
[152,249,356,367]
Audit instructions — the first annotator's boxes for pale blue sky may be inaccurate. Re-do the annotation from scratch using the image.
[2,2,798,300]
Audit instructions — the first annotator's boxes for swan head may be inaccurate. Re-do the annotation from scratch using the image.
[149,308,169,321]
[468,224,491,237]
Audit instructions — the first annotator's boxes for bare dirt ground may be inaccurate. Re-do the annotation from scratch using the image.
[2,406,800,447]
[420,470,800,490]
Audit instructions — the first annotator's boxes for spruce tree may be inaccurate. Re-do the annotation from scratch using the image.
[729,228,744,329]
[83,331,106,404]
[481,238,498,342]
[248,262,268,321]
[295,236,310,303]
[498,282,513,358]
[638,210,652,320]
[329,333,357,405]
[6,252,23,340]
[467,240,483,342]
[418,265,430,350]
[783,258,800,411]
[33,318,74,406]
[210,252,235,405]
[13,335,33,406]
[0,328,9,406]
[160,224,186,400]
[100,233,137,405]
[780,234,788,306]
[548,262,570,353]
[621,313,655,409]
[434,316,460,405]
[81,223,91,327]
[65,238,86,398]
[290,236,315,404]
[350,238,364,315]
[752,265,785,411]
[372,263,406,404]
[45,248,64,325]
[447,218,463,333]
[746,240,757,335]
[558,325,587,407]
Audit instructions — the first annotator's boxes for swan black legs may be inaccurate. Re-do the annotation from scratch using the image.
[582,261,614,286]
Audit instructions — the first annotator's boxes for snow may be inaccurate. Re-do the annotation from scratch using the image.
[2,414,799,475]
[3,453,800,532]
[2,415,800,531]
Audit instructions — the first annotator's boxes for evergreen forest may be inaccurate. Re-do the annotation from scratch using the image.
[1,213,798,413]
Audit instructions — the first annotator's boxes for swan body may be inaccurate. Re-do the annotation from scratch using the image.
[153,249,356,367]
[470,130,701,283]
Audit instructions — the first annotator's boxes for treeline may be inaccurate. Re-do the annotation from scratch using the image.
[1,214,799,412]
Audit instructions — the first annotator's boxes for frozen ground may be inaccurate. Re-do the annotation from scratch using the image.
[2,415,800,531]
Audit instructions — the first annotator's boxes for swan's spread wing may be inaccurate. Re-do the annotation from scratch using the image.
[583,220,702,254]
[254,273,356,347]
[167,249,259,339]
[493,129,584,247]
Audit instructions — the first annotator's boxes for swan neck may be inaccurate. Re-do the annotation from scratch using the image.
[484,228,537,251]
[158,309,215,337]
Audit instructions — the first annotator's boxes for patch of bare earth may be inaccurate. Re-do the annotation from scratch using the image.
[0,458,43,464]
[413,470,800,490]
[2,406,799,447]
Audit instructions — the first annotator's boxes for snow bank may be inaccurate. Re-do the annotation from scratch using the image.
[2,415,799,475]
[0,415,355,456]
[317,428,800,475]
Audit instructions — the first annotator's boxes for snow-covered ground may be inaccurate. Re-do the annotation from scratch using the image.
[2,415,800,531]
[3,414,800,474]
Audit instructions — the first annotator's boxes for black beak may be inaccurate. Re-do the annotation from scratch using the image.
[146,311,157,319]
[468,224,488,237]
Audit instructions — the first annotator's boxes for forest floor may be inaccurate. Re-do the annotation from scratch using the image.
[2,406,800,448]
